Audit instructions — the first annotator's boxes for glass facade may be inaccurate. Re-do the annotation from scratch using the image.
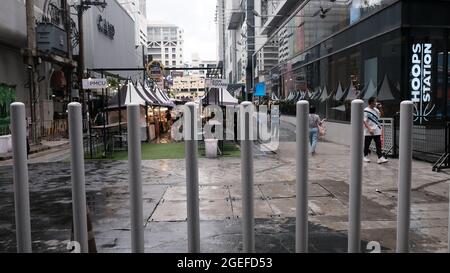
[277,0,397,62]
[256,0,402,122]
[254,0,450,159]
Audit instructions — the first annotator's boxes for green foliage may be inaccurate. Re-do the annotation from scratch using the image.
[0,84,16,127]
[107,78,120,90]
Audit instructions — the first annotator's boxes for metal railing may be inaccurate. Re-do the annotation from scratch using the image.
[432,121,450,172]
[411,117,447,161]
[8,100,450,253]
[12,120,69,142]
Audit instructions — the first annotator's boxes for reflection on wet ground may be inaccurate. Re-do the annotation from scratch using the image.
[1,138,449,253]
[0,160,359,253]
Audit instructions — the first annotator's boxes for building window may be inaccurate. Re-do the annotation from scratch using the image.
[165,54,169,59]
[172,48,176,53]
[165,48,169,53]
[172,61,176,66]
[165,61,169,66]
[172,54,176,59]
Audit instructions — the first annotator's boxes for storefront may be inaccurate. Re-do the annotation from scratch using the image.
[255,0,450,161]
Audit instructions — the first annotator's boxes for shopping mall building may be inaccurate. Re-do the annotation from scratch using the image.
[254,0,450,163]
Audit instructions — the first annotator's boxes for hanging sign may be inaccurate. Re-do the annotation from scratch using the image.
[254,82,266,97]
[205,78,228,89]
[147,61,165,81]
[82,78,108,89]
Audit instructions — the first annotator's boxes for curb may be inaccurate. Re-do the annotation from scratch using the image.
[0,141,69,161]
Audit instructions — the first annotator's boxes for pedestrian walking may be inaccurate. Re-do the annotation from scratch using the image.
[309,105,324,155]
[363,97,388,164]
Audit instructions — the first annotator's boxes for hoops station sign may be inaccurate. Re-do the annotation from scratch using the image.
[411,43,435,124]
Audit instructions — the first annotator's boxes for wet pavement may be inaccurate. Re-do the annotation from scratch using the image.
[0,120,449,253]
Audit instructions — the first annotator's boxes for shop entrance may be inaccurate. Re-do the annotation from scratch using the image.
[84,65,224,158]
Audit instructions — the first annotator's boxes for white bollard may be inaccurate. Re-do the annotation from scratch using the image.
[348,99,364,253]
[184,102,200,253]
[396,101,413,253]
[296,100,309,253]
[127,104,145,253]
[10,102,32,253]
[240,101,255,253]
[68,102,89,253]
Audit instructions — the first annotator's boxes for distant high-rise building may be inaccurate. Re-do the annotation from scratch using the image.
[117,0,148,47]
[147,22,184,68]
[186,55,218,77]
[215,0,226,71]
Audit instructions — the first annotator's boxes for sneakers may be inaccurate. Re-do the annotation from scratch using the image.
[364,156,389,164]
[377,157,389,164]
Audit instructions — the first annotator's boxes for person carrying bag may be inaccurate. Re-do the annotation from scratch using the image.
[308,105,325,155]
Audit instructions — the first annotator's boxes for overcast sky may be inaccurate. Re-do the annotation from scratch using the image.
[146,0,218,63]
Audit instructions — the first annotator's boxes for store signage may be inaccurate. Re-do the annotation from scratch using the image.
[206,79,228,89]
[82,78,108,89]
[411,43,435,124]
[254,82,266,97]
[147,61,165,80]
[97,15,115,40]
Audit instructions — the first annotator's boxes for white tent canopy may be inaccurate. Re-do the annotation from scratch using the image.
[363,79,377,100]
[271,92,279,101]
[378,75,396,101]
[135,82,156,104]
[319,86,329,102]
[334,82,345,101]
[124,82,146,106]
[153,86,174,106]
[200,88,238,105]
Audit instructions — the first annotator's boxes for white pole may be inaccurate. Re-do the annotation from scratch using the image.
[396,101,413,253]
[10,102,32,253]
[68,102,88,253]
[240,101,255,253]
[127,104,145,253]
[185,102,200,253]
[348,99,364,253]
[296,100,309,253]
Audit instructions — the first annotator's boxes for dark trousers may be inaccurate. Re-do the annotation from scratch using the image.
[364,135,383,158]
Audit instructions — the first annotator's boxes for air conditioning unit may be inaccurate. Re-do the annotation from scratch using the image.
[36,23,68,56]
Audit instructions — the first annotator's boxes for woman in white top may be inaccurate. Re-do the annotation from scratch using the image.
[308,105,324,155]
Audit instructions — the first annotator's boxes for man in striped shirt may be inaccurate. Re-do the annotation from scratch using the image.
[363,97,388,164]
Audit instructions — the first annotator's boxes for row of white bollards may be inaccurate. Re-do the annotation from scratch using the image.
[7,100,446,253]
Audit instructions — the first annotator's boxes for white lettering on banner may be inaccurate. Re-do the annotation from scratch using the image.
[410,43,435,124]
[82,78,108,89]
[206,79,228,89]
